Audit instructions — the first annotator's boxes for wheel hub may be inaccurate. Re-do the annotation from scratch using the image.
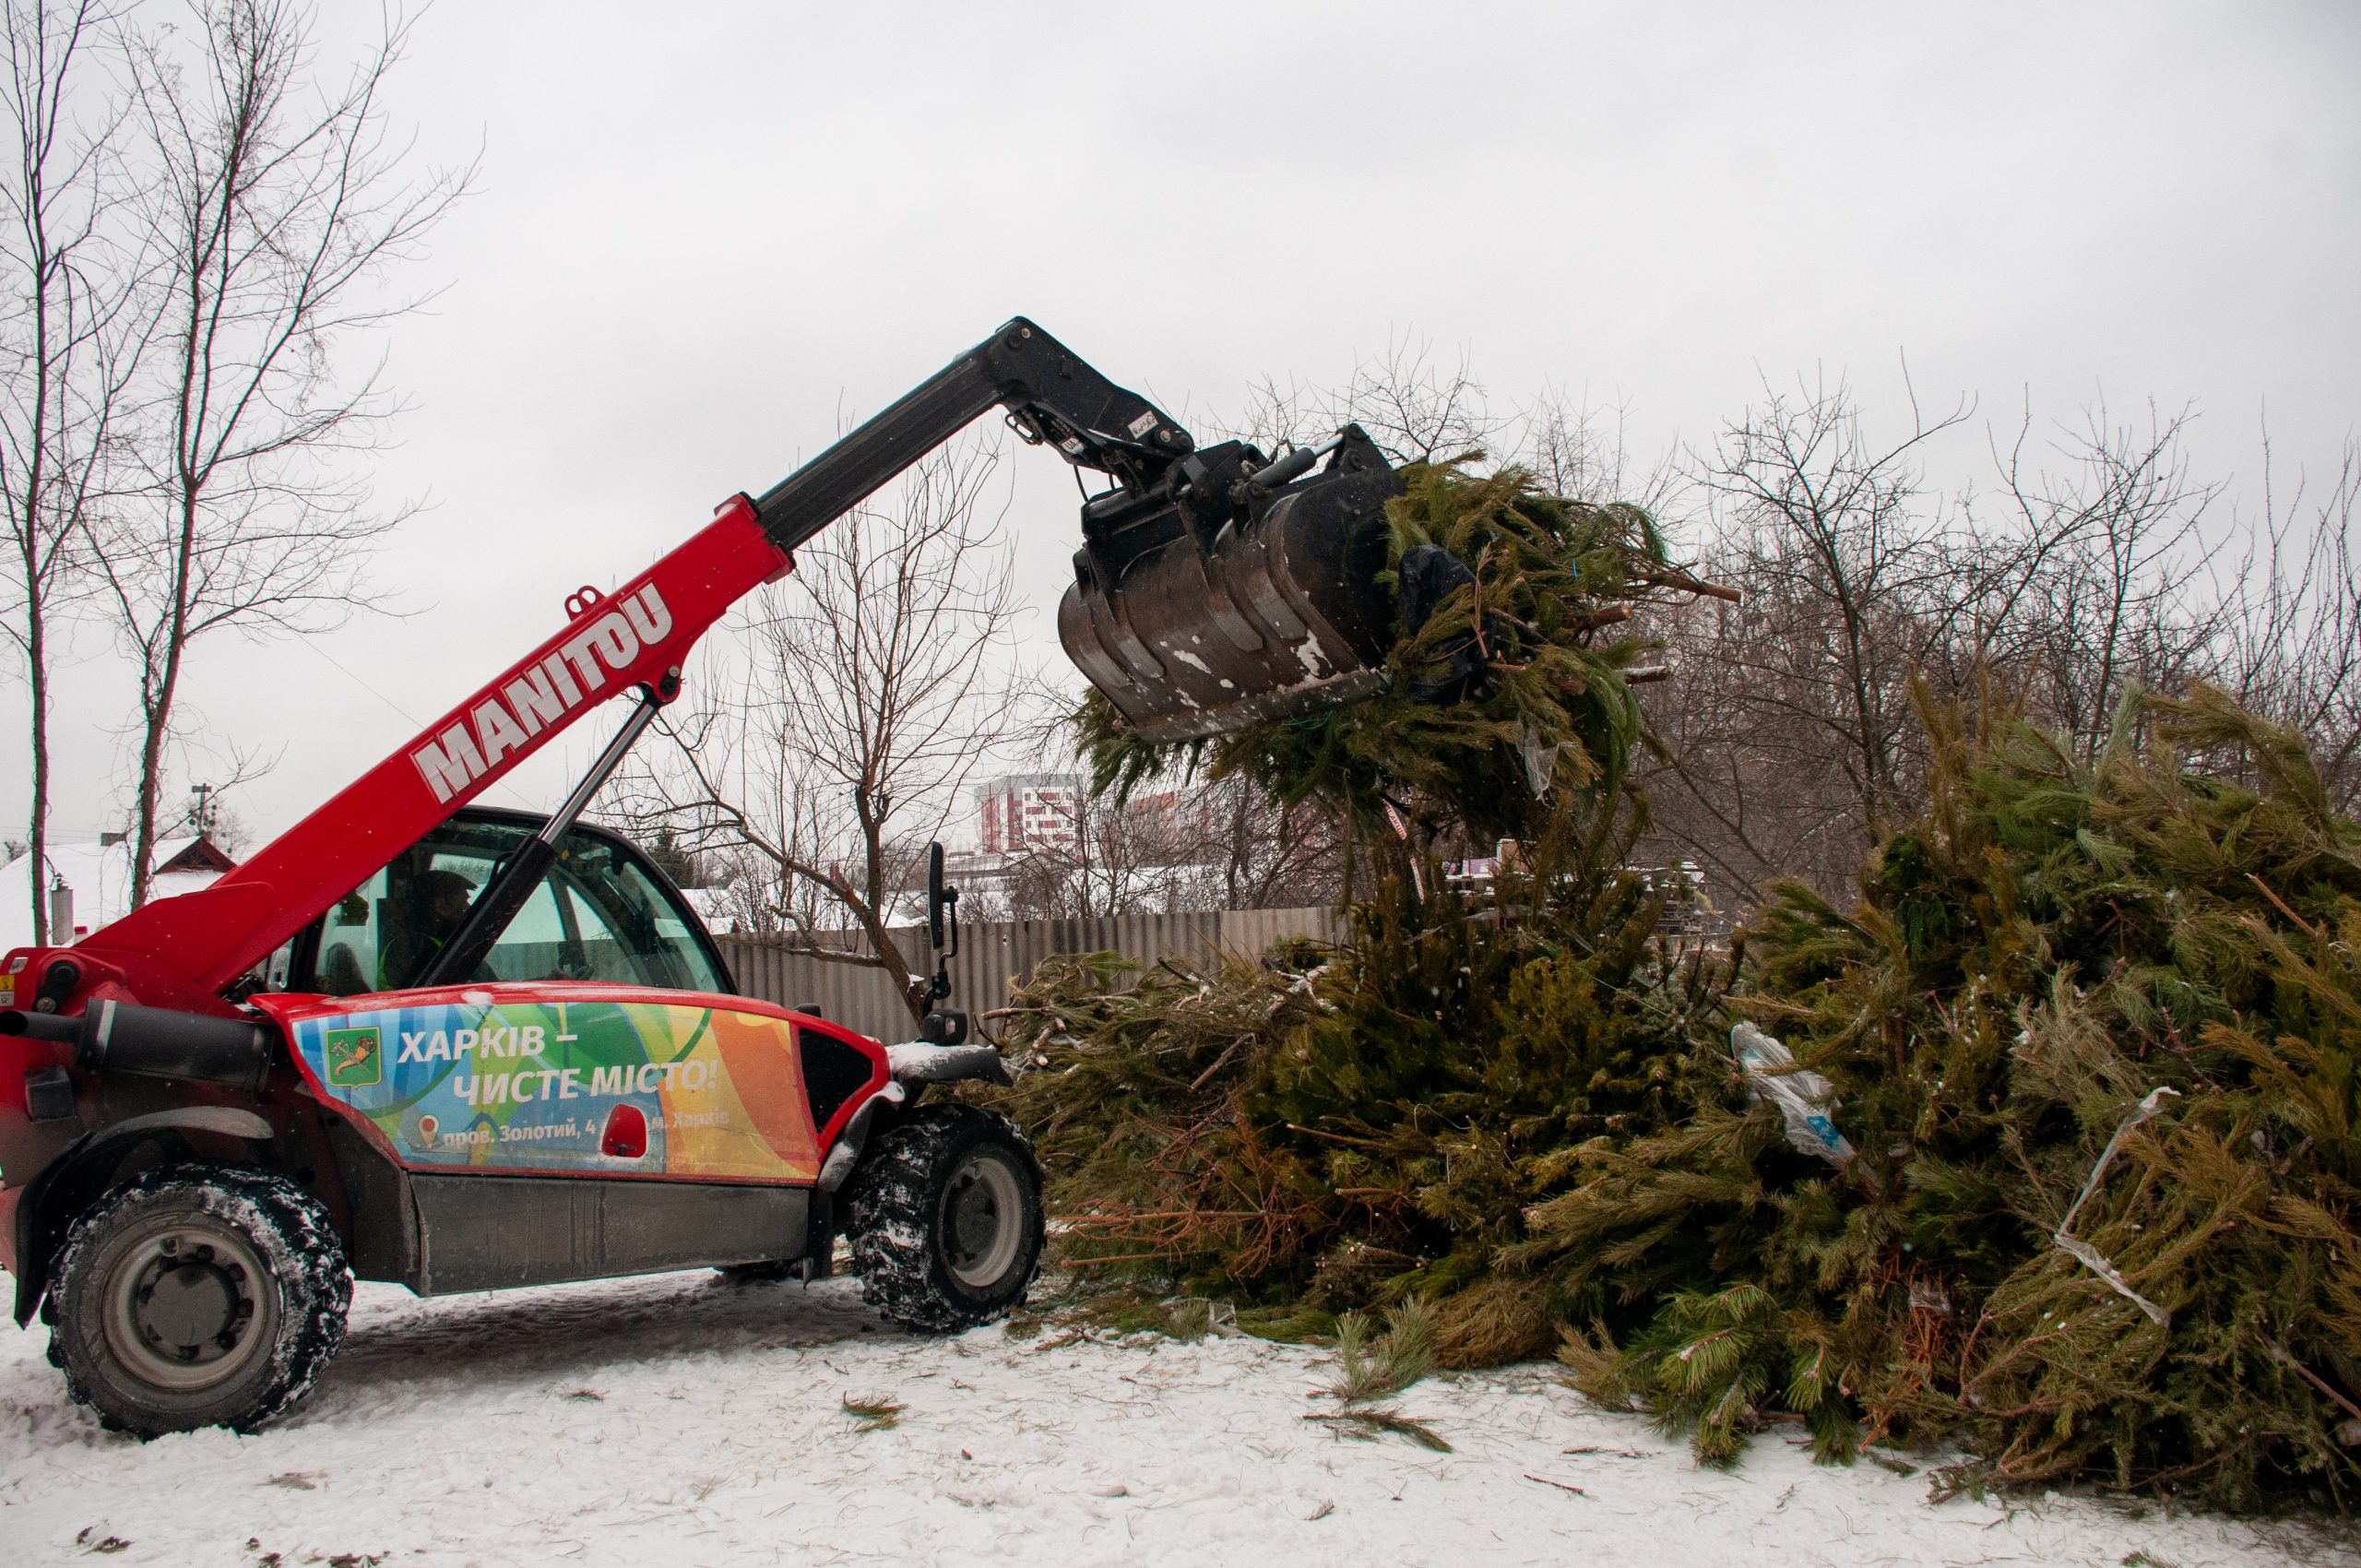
[105,1227,271,1391]
[943,1153,1024,1289]
[144,1256,238,1348]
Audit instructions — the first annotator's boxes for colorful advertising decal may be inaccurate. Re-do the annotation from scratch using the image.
[284,991,839,1182]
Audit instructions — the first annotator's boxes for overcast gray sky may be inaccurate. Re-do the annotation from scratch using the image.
[8,0,2358,849]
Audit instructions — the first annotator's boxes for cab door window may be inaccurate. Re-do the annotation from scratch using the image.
[542,839,726,992]
[481,876,580,982]
[313,882,384,996]
[307,818,528,995]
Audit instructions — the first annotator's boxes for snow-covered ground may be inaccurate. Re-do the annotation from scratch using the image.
[0,1271,2343,1567]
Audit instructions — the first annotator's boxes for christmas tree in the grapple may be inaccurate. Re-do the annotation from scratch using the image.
[1079,457,1718,859]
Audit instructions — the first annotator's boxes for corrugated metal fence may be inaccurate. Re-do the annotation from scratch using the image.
[716,906,1345,1042]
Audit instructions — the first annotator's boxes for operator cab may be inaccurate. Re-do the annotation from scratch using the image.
[256,807,733,998]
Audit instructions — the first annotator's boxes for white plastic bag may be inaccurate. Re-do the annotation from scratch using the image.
[1730,1021,1857,1169]
[2050,1086,2178,1325]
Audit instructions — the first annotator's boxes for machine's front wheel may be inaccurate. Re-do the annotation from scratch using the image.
[848,1104,1044,1332]
[49,1165,350,1437]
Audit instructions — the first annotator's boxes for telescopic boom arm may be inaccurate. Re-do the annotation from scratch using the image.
[65,319,1195,1014]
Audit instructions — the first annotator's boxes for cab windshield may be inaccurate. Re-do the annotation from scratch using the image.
[305,817,726,997]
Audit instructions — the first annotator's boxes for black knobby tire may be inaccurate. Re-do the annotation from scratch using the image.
[848,1104,1044,1333]
[49,1164,351,1438]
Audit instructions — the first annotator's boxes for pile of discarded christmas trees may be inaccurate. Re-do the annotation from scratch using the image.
[980,458,2361,1510]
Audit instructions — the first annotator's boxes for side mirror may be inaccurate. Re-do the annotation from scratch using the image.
[923,840,960,1012]
[926,842,950,952]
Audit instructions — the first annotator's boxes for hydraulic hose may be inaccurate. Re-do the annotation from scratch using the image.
[1,1003,276,1095]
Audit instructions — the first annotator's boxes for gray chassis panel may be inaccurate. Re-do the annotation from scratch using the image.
[409,1173,809,1295]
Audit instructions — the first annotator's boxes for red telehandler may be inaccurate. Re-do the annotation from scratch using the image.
[0,320,1411,1435]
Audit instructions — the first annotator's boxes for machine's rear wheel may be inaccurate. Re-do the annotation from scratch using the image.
[848,1104,1043,1332]
[49,1165,350,1437]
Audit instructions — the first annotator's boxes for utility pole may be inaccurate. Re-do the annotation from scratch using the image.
[187,782,218,839]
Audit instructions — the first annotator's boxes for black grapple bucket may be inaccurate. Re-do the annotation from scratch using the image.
[1058,427,1405,742]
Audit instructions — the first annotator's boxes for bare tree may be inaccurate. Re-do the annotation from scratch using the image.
[99,0,466,909]
[970,764,1343,921]
[2211,433,2361,813]
[1513,384,1682,517]
[0,0,141,944]
[990,768,1216,920]
[1972,402,2224,755]
[1226,330,1499,466]
[619,438,1033,1022]
[1699,370,1977,834]
[1634,374,1962,899]
[1642,382,2238,909]
[1204,778,1342,910]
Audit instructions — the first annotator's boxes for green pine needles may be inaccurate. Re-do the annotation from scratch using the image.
[988,449,2361,1512]
[1077,457,1695,859]
[1530,683,2361,1506]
